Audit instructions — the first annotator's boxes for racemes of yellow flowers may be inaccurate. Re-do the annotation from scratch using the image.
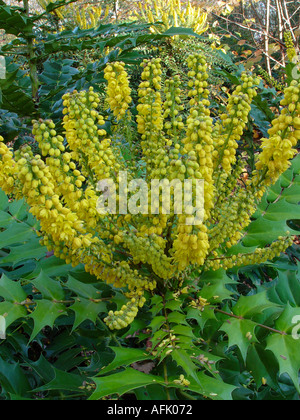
[134,0,208,35]
[0,54,299,330]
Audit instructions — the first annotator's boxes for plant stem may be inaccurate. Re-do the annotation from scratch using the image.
[23,0,39,102]
[163,361,171,400]
[214,308,287,336]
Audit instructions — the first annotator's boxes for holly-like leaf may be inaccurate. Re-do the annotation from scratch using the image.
[0,274,27,303]
[33,368,85,393]
[90,368,164,400]
[268,269,300,307]
[221,318,258,361]
[29,299,67,341]
[246,343,279,390]
[99,346,154,375]
[200,268,235,303]
[70,298,107,331]
[233,291,277,319]
[171,349,202,387]
[30,270,65,301]
[266,334,300,392]
[0,359,31,397]
[0,301,27,328]
[189,371,236,400]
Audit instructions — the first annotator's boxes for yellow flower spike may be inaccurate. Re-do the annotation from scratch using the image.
[252,80,300,189]
[104,62,132,121]
[134,0,208,35]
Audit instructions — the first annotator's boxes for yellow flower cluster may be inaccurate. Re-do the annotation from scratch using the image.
[213,73,260,175]
[118,232,175,279]
[134,0,208,36]
[62,87,119,182]
[1,54,299,330]
[104,62,132,120]
[104,293,146,330]
[0,139,17,194]
[205,236,294,271]
[38,0,110,30]
[257,66,285,92]
[137,58,165,178]
[252,80,300,189]
[284,31,297,62]
[75,5,109,29]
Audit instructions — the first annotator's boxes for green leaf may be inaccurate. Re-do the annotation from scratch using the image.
[267,334,300,392]
[99,347,153,375]
[30,270,65,301]
[171,349,202,387]
[221,318,258,361]
[0,274,27,303]
[70,298,107,330]
[90,368,163,400]
[0,189,8,210]
[0,221,34,249]
[243,217,299,247]
[167,311,189,326]
[29,299,67,341]
[247,343,279,390]
[149,315,166,333]
[200,268,235,303]
[0,239,47,265]
[233,291,277,319]
[244,154,300,248]
[33,368,85,393]
[189,371,236,400]
[0,301,27,327]
[0,359,30,397]
[66,275,100,299]
[268,270,300,307]
[274,303,300,335]
[186,306,216,330]
[172,325,196,339]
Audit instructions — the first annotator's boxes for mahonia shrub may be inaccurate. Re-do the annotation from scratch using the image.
[0,54,299,334]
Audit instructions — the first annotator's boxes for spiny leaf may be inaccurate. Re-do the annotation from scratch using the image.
[0,301,27,328]
[33,368,85,393]
[171,349,202,387]
[66,275,101,299]
[70,298,107,331]
[221,318,258,361]
[188,371,236,400]
[246,343,279,390]
[233,291,277,319]
[273,303,300,335]
[30,270,65,301]
[266,334,300,392]
[0,274,27,303]
[99,347,154,375]
[0,359,31,396]
[90,368,164,400]
[29,299,67,341]
[268,269,300,307]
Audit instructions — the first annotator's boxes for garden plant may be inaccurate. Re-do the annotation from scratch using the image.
[0,0,299,403]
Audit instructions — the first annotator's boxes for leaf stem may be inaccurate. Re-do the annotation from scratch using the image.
[214,308,287,336]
